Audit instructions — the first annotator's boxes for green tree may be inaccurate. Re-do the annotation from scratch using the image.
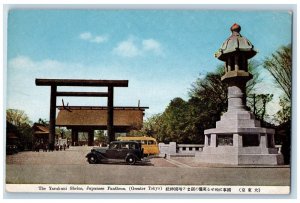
[140,61,265,144]
[190,66,228,115]
[37,118,49,125]
[6,109,32,127]
[263,44,292,124]
[142,113,168,143]
[55,127,71,140]
[263,44,292,164]
[95,130,108,144]
[6,109,33,150]
[248,93,274,123]
[263,44,292,101]
[161,98,196,143]
[275,97,291,124]
[189,66,228,135]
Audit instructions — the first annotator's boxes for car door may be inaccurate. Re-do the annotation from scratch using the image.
[119,143,130,159]
[106,142,119,159]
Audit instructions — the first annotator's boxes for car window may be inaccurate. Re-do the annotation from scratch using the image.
[120,143,129,149]
[148,140,155,145]
[129,143,136,149]
[109,143,119,149]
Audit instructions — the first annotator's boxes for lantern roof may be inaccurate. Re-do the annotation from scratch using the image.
[215,23,257,61]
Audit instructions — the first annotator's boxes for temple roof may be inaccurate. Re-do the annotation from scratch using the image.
[215,23,257,61]
[56,106,147,131]
[33,123,49,135]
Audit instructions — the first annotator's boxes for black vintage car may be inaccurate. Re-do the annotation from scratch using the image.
[86,141,144,165]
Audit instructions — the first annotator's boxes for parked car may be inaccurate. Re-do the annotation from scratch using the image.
[117,136,159,156]
[86,141,144,165]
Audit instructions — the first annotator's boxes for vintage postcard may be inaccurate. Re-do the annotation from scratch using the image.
[4,5,293,195]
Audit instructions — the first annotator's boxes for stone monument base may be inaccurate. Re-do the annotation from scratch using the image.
[195,152,284,165]
[196,110,284,165]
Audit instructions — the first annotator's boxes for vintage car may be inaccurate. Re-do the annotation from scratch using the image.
[86,141,144,165]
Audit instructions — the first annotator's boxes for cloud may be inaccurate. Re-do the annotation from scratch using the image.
[142,39,162,54]
[79,32,92,40]
[113,39,140,57]
[8,55,67,70]
[8,55,36,69]
[113,37,163,58]
[79,32,108,43]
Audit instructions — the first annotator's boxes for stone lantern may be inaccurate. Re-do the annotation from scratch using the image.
[196,24,284,165]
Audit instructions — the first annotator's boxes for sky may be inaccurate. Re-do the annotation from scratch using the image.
[5,9,292,123]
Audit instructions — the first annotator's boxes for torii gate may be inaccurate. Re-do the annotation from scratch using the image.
[35,79,128,149]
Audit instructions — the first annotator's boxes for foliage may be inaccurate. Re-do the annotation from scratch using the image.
[161,98,197,143]
[246,60,262,96]
[37,118,49,125]
[141,113,167,142]
[95,130,107,143]
[263,44,292,124]
[263,44,292,101]
[56,127,71,140]
[141,61,267,144]
[141,67,228,144]
[190,66,227,112]
[262,44,292,164]
[248,93,274,122]
[275,97,291,124]
[6,109,32,127]
[6,109,33,150]
[245,60,274,121]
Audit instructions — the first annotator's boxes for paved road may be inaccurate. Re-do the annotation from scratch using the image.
[6,147,290,186]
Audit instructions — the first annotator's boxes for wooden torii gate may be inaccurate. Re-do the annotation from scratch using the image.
[35,79,128,149]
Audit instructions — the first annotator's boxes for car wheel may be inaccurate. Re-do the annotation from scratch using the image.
[126,155,136,165]
[88,154,98,164]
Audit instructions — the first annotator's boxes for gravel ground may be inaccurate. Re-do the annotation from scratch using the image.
[6,147,290,186]
[6,146,176,167]
[171,157,291,168]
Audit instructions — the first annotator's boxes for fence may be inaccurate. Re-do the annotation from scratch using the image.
[158,142,204,157]
[158,142,281,158]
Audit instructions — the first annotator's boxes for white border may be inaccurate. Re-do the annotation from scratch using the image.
[1,1,298,201]
[6,184,290,194]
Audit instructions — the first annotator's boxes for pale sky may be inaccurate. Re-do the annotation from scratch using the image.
[5,9,292,123]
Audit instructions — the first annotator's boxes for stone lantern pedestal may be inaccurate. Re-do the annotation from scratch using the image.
[196,24,284,165]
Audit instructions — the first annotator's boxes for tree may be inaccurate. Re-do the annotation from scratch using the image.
[6,109,33,150]
[142,113,168,143]
[95,130,108,144]
[189,66,228,115]
[263,44,292,164]
[161,98,195,144]
[246,60,262,96]
[275,97,291,124]
[55,127,71,140]
[263,44,292,124]
[263,44,292,101]
[139,61,264,144]
[37,118,49,125]
[189,66,228,135]
[6,109,32,127]
[248,93,274,123]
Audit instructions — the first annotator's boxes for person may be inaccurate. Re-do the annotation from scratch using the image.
[34,142,40,152]
[49,143,54,152]
[43,143,47,152]
[55,143,59,151]
[63,143,66,151]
